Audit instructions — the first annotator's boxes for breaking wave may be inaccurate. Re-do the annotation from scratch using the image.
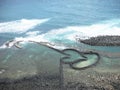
[24,19,120,41]
[0,19,120,50]
[0,18,50,33]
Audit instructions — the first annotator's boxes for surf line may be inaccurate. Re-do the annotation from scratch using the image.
[5,40,100,70]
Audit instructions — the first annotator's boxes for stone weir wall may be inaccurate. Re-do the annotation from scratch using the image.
[78,35,120,46]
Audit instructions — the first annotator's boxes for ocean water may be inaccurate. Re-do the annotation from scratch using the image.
[0,0,120,89]
[0,0,120,50]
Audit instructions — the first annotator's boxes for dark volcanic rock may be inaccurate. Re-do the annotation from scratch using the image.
[79,35,120,46]
[0,75,61,90]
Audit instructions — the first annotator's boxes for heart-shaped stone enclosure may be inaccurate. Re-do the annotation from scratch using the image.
[60,49,100,70]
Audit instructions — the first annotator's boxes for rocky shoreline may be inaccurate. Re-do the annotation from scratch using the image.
[63,68,120,90]
[0,70,120,90]
[78,35,120,46]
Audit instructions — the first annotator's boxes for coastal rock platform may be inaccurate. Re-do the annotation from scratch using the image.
[78,36,120,46]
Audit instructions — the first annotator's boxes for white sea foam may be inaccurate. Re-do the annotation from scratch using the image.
[33,19,120,42]
[0,19,120,49]
[0,18,50,33]
[26,31,41,36]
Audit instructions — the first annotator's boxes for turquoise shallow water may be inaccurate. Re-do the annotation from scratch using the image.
[0,42,120,79]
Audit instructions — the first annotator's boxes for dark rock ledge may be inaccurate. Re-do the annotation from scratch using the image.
[78,35,120,46]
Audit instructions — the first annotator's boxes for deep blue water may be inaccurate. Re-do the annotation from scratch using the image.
[0,0,120,24]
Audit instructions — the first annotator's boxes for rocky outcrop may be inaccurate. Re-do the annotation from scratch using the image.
[78,35,120,46]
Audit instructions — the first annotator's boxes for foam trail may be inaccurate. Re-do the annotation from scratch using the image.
[26,31,41,36]
[0,18,50,33]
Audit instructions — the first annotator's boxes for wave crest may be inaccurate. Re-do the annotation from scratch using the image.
[0,18,50,33]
